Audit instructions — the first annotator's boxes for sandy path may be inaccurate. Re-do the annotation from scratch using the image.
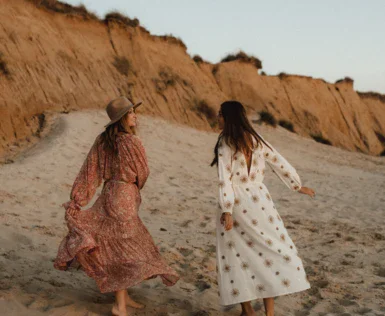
[0,110,384,316]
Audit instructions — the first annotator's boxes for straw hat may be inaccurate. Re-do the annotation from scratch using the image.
[104,96,142,128]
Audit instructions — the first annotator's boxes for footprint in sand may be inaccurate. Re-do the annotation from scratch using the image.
[11,232,33,246]
[375,268,385,277]
[167,298,193,310]
[2,250,21,261]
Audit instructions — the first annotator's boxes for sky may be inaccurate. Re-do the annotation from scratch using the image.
[65,0,385,94]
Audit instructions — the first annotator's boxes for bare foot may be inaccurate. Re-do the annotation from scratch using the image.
[125,291,145,309]
[111,303,129,316]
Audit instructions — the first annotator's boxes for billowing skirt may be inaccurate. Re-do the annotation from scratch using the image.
[54,181,179,293]
[216,182,310,305]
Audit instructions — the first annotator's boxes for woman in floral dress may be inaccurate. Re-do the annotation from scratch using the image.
[211,101,315,316]
[54,96,179,316]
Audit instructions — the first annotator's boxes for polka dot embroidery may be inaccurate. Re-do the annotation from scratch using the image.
[240,175,248,183]
[227,241,235,249]
[252,195,259,203]
[282,279,291,287]
[224,264,231,272]
[224,201,232,209]
[265,239,273,247]
[231,288,240,297]
[257,284,266,292]
[241,262,249,270]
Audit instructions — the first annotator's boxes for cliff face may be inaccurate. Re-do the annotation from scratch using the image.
[214,63,385,153]
[0,0,384,156]
[0,0,227,156]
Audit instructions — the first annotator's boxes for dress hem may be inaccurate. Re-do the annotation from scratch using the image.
[220,283,311,306]
[97,270,179,293]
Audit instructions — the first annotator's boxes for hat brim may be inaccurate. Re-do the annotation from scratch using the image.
[104,100,142,128]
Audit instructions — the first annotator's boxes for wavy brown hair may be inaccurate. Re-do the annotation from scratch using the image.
[211,100,272,166]
[100,112,136,153]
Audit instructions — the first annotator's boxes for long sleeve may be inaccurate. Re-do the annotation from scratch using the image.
[218,140,235,214]
[66,137,103,211]
[120,135,150,190]
[262,139,302,192]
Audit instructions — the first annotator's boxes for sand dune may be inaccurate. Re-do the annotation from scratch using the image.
[0,110,384,315]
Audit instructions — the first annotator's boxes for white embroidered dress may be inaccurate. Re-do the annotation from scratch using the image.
[216,136,310,306]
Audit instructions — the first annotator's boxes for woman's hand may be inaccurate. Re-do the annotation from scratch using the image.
[63,201,81,219]
[67,208,80,218]
[298,186,316,198]
[220,212,233,231]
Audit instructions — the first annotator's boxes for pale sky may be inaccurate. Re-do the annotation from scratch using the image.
[65,0,385,94]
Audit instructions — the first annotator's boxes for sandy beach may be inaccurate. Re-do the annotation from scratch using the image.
[0,110,384,316]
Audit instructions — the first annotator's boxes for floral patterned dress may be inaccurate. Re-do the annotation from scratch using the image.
[54,133,179,293]
[216,136,310,306]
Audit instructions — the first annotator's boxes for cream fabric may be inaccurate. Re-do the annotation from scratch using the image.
[216,136,310,305]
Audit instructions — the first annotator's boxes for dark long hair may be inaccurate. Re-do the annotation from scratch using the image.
[100,112,135,153]
[210,100,272,166]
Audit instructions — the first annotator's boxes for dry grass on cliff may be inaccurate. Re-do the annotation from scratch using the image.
[33,114,46,138]
[358,91,385,103]
[278,72,291,79]
[104,12,185,50]
[311,134,332,146]
[221,51,263,69]
[152,68,181,94]
[159,69,177,87]
[375,132,385,145]
[0,53,10,77]
[335,76,354,84]
[278,119,295,133]
[277,72,322,82]
[375,132,385,156]
[192,99,217,127]
[112,56,132,76]
[212,65,219,76]
[155,35,187,51]
[193,55,204,64]
[104,11,140,27]
[28,0,98,20]
[259,110,277,127]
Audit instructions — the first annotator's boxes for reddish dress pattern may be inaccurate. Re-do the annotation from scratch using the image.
[54,133,179,293]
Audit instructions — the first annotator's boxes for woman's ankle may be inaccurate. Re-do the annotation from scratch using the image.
[241,302,253,312]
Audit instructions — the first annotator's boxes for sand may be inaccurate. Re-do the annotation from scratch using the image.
[0,110,384,316]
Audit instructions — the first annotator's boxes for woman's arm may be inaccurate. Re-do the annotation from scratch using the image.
[262,139,302,191]
[120,135,150,190]
[218,139,235,230]
[262,138,315,198]
[65,137,103,217]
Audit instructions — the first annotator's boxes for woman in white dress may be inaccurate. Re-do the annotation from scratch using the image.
[211,101,315,316]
